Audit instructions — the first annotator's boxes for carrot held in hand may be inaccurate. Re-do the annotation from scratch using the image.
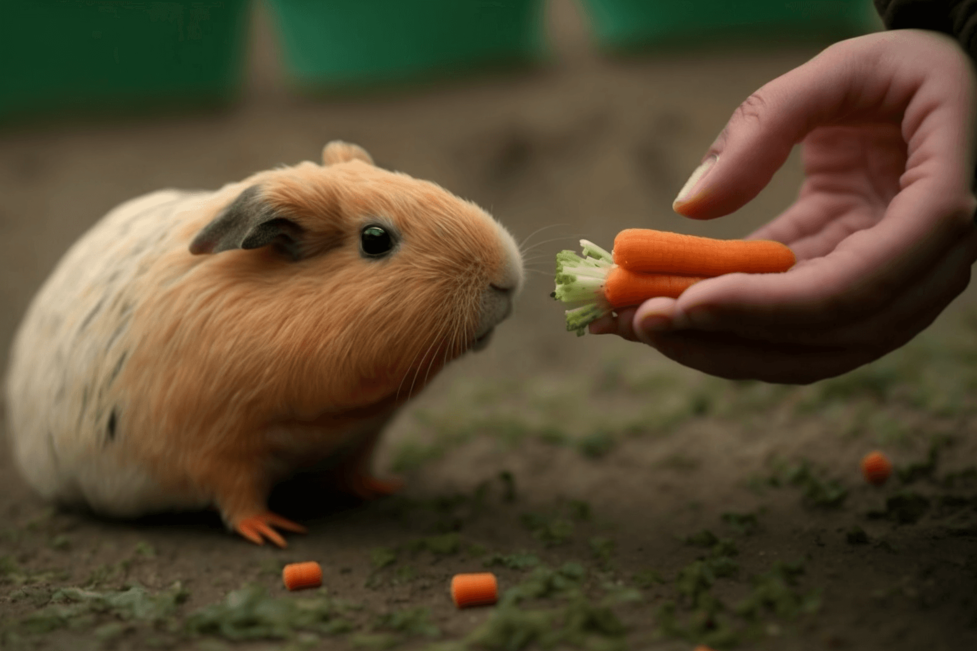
[603,267,706,307]
[613,228,795,276]
[552,229,795,336]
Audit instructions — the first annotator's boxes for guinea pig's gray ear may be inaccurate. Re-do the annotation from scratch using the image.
[322,141,374,166]
[189,185,304,261]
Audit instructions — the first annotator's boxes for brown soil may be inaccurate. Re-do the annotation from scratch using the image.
[3,3,977,650]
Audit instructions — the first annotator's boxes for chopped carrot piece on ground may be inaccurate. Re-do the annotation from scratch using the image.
[451,572,498,608]
[612,228,795,276]
[282,561,323,591]
[861,451,892,486]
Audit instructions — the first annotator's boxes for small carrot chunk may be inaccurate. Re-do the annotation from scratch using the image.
[282,561,323,591]
[451,572,498,608]
[603,266,706,308]
[861,451,892,486]
[613,228,795,276]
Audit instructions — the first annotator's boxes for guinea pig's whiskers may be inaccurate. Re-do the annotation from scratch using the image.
[403,319,451,402]
[520,234,588,259]
[396,327,434,401]
[520,254,554,267]
[518,224,569,252]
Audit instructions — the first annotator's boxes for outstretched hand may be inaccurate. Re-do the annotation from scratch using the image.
[592,30,977,384]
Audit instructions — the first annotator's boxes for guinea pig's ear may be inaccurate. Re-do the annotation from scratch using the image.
[322,141,374,166]
[189,185,304,261]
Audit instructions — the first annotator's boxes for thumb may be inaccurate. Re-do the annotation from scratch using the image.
[671,39,869,220]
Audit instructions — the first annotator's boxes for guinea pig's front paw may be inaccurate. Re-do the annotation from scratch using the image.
[234,511,307,548]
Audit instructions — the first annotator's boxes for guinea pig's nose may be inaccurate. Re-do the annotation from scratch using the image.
[488,284,514,320]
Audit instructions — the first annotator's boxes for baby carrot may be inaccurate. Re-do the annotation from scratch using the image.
[451,572,498,608]
[602,266,706,309]
[861,451,892,486]
[553,230,795,335]
[613,228,795,276]
[282,561,323,591]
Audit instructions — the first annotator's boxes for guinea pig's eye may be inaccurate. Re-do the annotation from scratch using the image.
[360,224,395,258]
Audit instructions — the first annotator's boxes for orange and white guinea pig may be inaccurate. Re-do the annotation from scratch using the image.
[5,141,524,547]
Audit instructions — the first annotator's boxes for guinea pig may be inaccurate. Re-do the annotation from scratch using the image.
[5,141,524,547]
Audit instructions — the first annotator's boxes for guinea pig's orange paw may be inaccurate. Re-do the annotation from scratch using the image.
[235,512,307,548]
[341,474,404,501]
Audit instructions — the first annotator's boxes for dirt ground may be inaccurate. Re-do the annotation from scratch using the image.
[3,2,977,650]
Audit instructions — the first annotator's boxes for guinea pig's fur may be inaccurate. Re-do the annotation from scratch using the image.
[5,141,523,546]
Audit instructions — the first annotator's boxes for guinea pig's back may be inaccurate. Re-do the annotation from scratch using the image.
[5,189,201,514]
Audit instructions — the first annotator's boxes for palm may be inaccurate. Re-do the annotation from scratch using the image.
[753,123,908,261]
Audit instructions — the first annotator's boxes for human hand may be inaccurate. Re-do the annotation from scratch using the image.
[592,29,977,383]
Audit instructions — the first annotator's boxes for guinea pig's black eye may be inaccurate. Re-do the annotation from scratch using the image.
[360,224,395,258]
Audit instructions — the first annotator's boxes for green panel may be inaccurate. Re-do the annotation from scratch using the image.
[0,1,251,122]
[265,0,546,88]
[579,0,879,51]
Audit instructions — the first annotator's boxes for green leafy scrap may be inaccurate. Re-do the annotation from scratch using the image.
[499,471,518,503]
[869,492,931,524]
[372,606,440,638]
[755,459,848,508]
[632,569,665,589]
[406,532,462,556]
[589,537,616,570]
[520,513,574,547]
[684,530,720,548]
[370,548,397,571]
[0,555,69,588]
[655,599,741,650]
[185,584,352,641]
[483,552,541,571]
[465,605,556,651]
[721,512,760,536]
[577,430,615,459]
[11,583,188,636]
[567,499,592,522]
[502,564,587,606]
[735,561,820,621]
[467,591,626,651]
[846,526,870,545]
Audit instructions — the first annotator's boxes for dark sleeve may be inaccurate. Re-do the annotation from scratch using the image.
[874,0,977,60]
[949,1,977,56]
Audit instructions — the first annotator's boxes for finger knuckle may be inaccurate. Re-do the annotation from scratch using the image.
[731,92,768,128]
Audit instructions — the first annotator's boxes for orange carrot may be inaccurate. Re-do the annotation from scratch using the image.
[451,572,498,608]
[602,266,706,309]
[861,451,892,486]
[282,561,323,591]
[612,228,795,276]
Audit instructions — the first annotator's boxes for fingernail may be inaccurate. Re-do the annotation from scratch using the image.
[639,314,671,333]
[673,155,718,209]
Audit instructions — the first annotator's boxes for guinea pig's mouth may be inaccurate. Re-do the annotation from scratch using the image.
[470,327,495,352]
